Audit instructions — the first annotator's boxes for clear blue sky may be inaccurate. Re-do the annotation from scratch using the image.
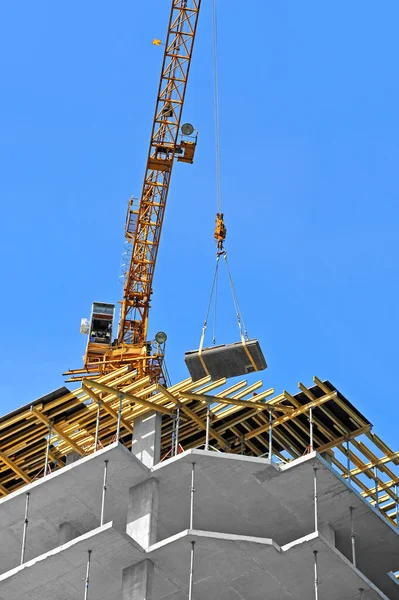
[0,1,398,450]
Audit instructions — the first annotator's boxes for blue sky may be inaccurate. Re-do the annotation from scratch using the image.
[0,1,398,450]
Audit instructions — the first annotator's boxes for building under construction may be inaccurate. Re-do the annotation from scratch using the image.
[0,372,398,599]
[1,1,398,598]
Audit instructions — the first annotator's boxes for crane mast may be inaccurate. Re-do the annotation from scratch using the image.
[66,0,201,381]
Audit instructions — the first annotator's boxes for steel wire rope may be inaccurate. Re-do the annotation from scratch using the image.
[223,253,250,341]
[199,256,220,349]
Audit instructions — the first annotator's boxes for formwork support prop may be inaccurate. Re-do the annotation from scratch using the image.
[175,406,180,457]
[100,460,109,526]
[268,409,273,460]
[313,550,319,600]
[44,424,52,476]
[117,393,123,440]
[20,491,30,565]
[190,462,195,529]
[95,402,101,451]
[313,467,318,532]
[309,405,314,451]
[205,404,210,451]
[84,549,92,600]
[347,439,351,485]
[350,506,357,568]
[188,541,195,600]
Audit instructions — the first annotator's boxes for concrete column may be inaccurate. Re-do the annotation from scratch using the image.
[126,478,159,548]
[122,560,154,600]
[65,451,81,466]
[132,412,162,468]
[58,522,79,545]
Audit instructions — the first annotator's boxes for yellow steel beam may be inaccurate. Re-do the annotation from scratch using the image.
[82,385,133,435]
[244,390,338,441]
[316,425,371,454]
[30,407,85,456]
[85,380,173,417]
[179,392,294,413]
[0,450,31,484]
[157,384,229,449]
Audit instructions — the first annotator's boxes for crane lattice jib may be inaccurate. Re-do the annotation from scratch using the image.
[119,0,201,346]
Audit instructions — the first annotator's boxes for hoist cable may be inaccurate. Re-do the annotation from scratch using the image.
[223,254,250,341]
[199,256,220,351]
[212,0,222,213]
[212,261,219,345]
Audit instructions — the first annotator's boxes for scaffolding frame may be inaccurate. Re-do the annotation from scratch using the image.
[0,370,398,527]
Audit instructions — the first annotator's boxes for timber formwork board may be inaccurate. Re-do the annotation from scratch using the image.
[0,369,397,527]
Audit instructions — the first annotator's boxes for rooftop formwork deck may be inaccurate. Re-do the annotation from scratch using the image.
[0,368,398,529]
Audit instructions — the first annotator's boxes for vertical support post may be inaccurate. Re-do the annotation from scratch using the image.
[359,589,364,600]
[188,541,195,600]
[374,463,379,510]
[396,482,399,528]
[44,425,52,476]
[347,439,351,485]
[205,404,210,451]
[84,549,92,600]
[175,406,180,456]
[95,402,101,451]
[189,462,195,530]
[309,406,314,451]
[240,436,245,455]
[20,492,30,565]
[350,506,356,568]
[117,393,123,441]
[313,550,319,600]
[171,413,176,457]
[100,460,109,526]
[268,409,273,461]
[313,467,318,532]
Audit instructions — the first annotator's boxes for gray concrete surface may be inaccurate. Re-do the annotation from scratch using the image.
[0,527,392,600]
[0,522,144,600]
[152,449,399,594]
[0,443,148,574]
[0,444,397,598]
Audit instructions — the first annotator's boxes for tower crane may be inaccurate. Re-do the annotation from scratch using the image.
[65,0,202,382]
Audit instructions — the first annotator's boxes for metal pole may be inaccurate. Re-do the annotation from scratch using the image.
[175,406,180,456]
[84,549,92,600]
[359,589,364,600]
[374,464,379,510]
[396,483,399,528]
[44,425,52,476]
[20,492,30,565]
[205,404,210,451]
[268,409,273,461]
[309,406,314,451]
[171,414,176,457]
[190,462,195,529]
[188,541,195,600]
[100,460,109,526]
[116,393,123,440]
[314,467,318,532]
[313,550,319,600]
[95,402,101,451]
[347,439,351,485]
[350,506,356,568]
[240,436,245,455]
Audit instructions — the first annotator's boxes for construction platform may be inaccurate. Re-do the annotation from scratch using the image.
[0,371,398,598]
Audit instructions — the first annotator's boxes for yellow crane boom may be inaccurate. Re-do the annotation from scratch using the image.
[66,0,202,381]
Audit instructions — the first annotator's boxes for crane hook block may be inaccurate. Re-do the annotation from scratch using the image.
[214,213,226,249]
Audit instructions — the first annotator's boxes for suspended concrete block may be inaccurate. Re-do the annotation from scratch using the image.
[184,339,267,382]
